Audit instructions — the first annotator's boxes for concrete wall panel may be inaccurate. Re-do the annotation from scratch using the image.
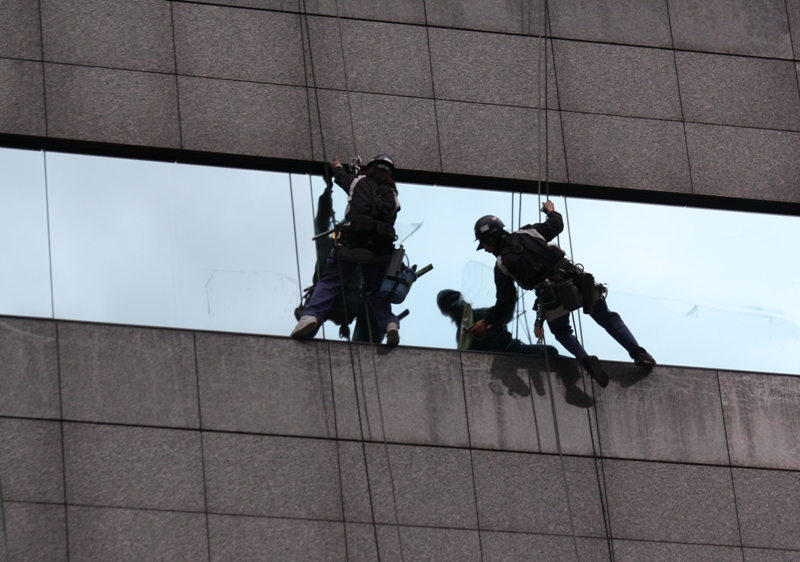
[398,526,482,561]
[0,0,42,60]
[461,352,543,453]
[178,76,311,158]
[196,334,334,436]
[677,52,800,130]
[744,549,800,562]
[668,0,793,59]
[425,0,542,35]
[44,64,181,147]
[604,459,739,544]
[4,502,67,562]
[208,515,345,562]
[596,367,729,465]
[789,0,800,59]
[0,59,46,137]
[0,317,59,419]
[0,418,63,503]
[302,16,432,97]
[553,41,681,121]
[341,92,441,172]
[734,467,800,550]
[438,102,567,181]
[63,423,204,511]
[302,0,426,24]
[473,449,573,535]
[68,505,208,562]
[173,3,305,85]
[40,0,175,73]
[614,540,744,562]
[482,532,610,562]
[429,29,555,108]
[58,322,199,427]
[344,522,380,562]
[720,372,800,470]
[187,0,299,11]
[530,363,601,457]
[350,346,468,447]
[374,444,477,528]
[203,432,343,519]
[549,0,672,47]
[562,112,691,193]
[686,123,800,203]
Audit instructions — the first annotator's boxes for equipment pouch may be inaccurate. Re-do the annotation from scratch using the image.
[349,215,374,236]
[555,278,582,312]
[537,283,560,310]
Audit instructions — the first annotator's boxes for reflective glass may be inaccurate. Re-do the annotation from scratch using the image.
[521,194,800,374]
[0,148,52,318]
[303,178,512,347]
[46,153,304,335]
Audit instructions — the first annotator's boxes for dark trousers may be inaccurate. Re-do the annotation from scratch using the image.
[301,252,398,335]
[547,298,643,361]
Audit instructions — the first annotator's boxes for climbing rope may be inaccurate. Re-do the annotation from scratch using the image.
[524,1,618,560]
[0,472,10,562]
[298,2,406,559]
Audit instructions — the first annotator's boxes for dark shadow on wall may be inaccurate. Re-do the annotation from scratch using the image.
[487,353,654,408]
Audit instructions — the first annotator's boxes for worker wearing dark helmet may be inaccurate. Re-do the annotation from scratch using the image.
[291,154,401,346]
[469,200,655,387]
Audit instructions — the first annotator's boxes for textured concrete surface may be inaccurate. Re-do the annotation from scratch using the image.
[44,63,181,147]
[203,432,343,519]
[613,540,744,562]
[63,423,204,511]
[677,52,800,130]
[553,40,681,120]
[59,322,200,427]
[428,29,556,108]
[0,0,43,59]
[4,502,68,562]
[720,372,800,470]
[0,317,59,419]
[196,333,335,436]
[549,0,672,47]
[302,0,426,24]
[668,0,793,58]
[562,112,692,193]
[604,460,740,545]
[595,367,729,465]
[686,123,800,203]
[0,59,46,137]
[67,506,208,562]
[425,0,543,35]
[734,467,800,550]
[437,102,567,181]
[40,0,175,72]
[178,76,311,158]
[0,318,799,560]
[173,3,305,85]
[0,418,63,503]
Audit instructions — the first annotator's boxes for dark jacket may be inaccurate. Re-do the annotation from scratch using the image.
[484,211,566,325]
[332,166,400,254]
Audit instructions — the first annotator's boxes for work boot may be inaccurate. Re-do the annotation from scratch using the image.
[631,349,656,367]
[385,322,400,347]
[291,316,319,339]
[582,355,609,388]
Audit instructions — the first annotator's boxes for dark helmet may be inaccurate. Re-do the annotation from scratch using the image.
[474,215,505,250]
[364,154,395,175]
[436,289,464,314]
[437,289,465,321]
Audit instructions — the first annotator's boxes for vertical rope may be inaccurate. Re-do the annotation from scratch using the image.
[0,473,10,562]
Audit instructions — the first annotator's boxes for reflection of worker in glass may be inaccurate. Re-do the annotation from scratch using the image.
[294,179,383,343]
[436,289,558,356]
[470,200,655,387]
[291,155,401,345]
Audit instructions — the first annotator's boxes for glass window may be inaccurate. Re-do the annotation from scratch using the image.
[0,148,52,318]
[46,153,305,335]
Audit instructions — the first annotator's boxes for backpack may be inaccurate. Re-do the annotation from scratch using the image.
[342,177,398,255]
[498,227,566,290]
